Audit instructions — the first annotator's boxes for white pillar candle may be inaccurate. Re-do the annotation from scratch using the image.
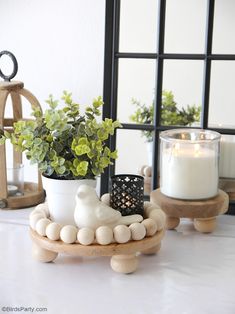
[219,135,235,178]
[160,129,220,200]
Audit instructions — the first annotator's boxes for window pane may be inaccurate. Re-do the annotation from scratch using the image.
[213,0,235,54]
[115,129,153,195]
[162,60,203,126]
[117,59,156,125]
[119,0,159,53]
[164,0,207,53]
[209,61,235,129]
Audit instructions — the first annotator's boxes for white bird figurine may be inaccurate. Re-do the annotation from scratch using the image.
[74,185,143,230]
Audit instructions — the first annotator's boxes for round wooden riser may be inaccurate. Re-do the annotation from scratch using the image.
[150,189,229,233]
[30,228,165,274]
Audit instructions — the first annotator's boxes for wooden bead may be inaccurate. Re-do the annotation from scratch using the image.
[35,218,51,236]
[96,226,113,245]
[29,213,45,230]
[194,217,217,233]
[46,222,62,241]
[149,209,166,230]
[144,201,161,218]
[100,193,110,206]
[29,208,47,221]
[143,166,152,177]
[166,217,180,230]
[138,165,148,176]
[113,225,131,243]
[129,222,146,241]
[60,225,77,244]
[110,254,138,274]
[35,203,49,217]
[141,218,157,236]
[77,228,95,245]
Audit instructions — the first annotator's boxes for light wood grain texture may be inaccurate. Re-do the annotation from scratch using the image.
[151,189,229,233]
[0,89,9,200]
[31,228,165,273]
[194,217,217,233]
[219,178,235,202]
[151,189,229,219]
[7,182,45,209]
[32,242,58,263]
[11,91,23,166]
[110,254,138,274]
[166,217,180,230]
[30,228,165,257]
[0,145,7,199]
[19,88,41,108]
[0,81,24,91]
[141,242,161,255]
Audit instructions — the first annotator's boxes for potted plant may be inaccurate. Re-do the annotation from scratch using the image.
[0,91,121,225]
[130,90,201,165]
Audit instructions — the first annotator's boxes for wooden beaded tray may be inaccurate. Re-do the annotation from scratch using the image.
[31,228,165,274]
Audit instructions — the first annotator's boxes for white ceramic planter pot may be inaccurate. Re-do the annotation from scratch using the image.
[42,176,96,226]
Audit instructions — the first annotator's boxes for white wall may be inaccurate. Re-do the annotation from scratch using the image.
[0,0,105,105]
[0,0,105,181]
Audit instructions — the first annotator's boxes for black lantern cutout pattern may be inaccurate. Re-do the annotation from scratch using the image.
[110,175,144,216]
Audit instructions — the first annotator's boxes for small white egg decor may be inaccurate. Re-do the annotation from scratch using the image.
[60,225,77,244]
[35,218,51,236]
[96,226,113,245]
[113,225,131,243]
[46,222,62,241]
[30,194,165,246]
[129,222,146,241]
[77,227,95,245]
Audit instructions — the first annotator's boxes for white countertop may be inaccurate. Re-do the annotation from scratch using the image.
[0,208,235,314]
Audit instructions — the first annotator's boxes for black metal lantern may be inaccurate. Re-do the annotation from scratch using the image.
[110,174,144,216]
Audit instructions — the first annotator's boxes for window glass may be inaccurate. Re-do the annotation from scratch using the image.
[213,0,235,54]
[117,59,156,124]
[162,60,203,126]
[119,0,159,52]
[164,0,207,53]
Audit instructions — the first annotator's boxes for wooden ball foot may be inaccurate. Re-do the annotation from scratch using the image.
[110,254,138,274]
[32,243,58,262]
[142,242,161,255]
[166,216,180,230]
[194,217,217,233]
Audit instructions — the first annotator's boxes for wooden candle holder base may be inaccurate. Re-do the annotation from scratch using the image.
[1,182,45,209]
[150,189,229,233]
[30,228,164,274]
[219,178,235,202]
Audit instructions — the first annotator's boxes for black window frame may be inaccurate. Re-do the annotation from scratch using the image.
[101,0,235,213]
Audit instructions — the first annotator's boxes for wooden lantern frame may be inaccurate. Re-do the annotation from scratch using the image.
[0,80,45,209]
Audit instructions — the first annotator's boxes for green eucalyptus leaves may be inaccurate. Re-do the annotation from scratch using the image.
[130,90,201,142]
[0,91,121,180]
